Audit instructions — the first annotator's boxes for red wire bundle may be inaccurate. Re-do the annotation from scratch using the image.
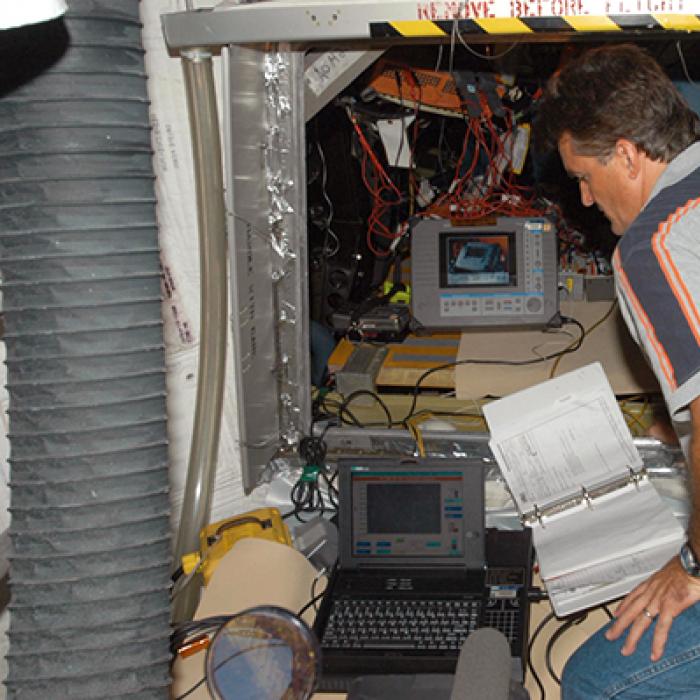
[348,89,547,259]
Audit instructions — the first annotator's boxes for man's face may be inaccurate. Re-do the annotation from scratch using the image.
[558,133,642,236]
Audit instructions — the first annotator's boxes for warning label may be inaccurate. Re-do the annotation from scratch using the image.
[415,0,689,19]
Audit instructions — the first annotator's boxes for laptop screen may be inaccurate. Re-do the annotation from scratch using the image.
[338,458,485,569]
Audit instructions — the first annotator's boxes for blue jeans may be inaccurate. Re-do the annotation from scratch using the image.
[561,603,700,699]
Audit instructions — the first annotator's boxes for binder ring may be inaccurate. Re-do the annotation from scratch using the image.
[581,485,593,510]
[628,466,646,489]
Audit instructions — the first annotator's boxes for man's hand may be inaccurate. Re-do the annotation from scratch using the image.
[605,556,700,661]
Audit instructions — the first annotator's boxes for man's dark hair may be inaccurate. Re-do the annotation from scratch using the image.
[535,43,699,162]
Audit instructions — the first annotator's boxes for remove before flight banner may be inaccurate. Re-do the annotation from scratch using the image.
[415,0,694,20]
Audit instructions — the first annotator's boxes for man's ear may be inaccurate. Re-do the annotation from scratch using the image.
[615,139,641,178]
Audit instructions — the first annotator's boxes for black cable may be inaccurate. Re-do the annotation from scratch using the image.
[339,403,364,427]
[284,471,337,521]
[174,674,207,700]
[339,389,394,429]
[527,587,549,603]
[402,315,586,425]
[527,610,556,700]
[540,603,615,688]
[320,466,339,509]
[319,390,393,430]
[299,435,327,465]
[341,97,415,121]
[315,395,350,428]
[170,565,203,603]
[297,571,328,621]
[311,571,325,612]
[559,315,585,341]
[544,612,588,686]
[298,587,327,619]
[171,615,236,658]
[290,477,325,518]
[318,393,368,429]
[284,436,337,523]
[282,507,303,521]
[171,565,184,583]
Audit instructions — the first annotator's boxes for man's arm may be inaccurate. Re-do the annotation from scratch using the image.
[605,395,700,660]
[686,396,700,561]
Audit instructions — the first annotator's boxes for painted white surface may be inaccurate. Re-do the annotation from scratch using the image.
[0,1,66,30]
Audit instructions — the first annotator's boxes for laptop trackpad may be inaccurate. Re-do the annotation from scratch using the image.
[346,674,453,700]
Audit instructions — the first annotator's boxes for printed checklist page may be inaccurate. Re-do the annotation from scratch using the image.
[483,362,642,515]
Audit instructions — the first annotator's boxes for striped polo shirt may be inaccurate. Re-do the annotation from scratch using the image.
[613,141,700,457]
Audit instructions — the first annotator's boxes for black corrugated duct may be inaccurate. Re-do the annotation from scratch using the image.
[0,1,171,698]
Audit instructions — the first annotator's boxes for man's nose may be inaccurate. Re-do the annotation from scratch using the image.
[580,180,594,207]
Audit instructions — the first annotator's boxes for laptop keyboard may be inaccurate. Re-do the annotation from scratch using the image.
[483,596,521,646]
[320,598,481,651]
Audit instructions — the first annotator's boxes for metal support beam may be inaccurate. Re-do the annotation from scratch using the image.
[305,48,384,121]
[223,45,311,493]
[162,2,700,50]
[162,1,425,47]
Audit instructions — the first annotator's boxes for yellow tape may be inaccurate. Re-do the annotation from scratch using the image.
[375,14,700,38]
[564,15,622,31]
[474,17,533,34]
[652,14,700,30]
[389,20,447,36]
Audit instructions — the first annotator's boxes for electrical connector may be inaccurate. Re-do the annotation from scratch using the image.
[528,586,549,602]
[177,633,210,659]
[559,272,585,301]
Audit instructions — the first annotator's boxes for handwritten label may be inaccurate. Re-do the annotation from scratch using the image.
[161,262,194,346]
[305,51,358,96]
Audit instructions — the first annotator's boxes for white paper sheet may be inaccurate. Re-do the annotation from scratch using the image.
[546,539,679,595]
[0,1,66,29]
[546,539,682,617]
[484,362,642,514]
[377,117,415,169]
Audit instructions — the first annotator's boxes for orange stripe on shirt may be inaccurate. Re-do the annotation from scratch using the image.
[613,247,677,389]
[652,197,700,344]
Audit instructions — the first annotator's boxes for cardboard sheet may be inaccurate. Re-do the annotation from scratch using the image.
[456,300,659,399]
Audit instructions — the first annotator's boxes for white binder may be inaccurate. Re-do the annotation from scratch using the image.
[484,362,685,617]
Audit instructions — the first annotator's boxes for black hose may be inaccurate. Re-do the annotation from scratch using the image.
[0,1,171,697]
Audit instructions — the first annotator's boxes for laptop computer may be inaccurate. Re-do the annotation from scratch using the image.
[313,457,532,692]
